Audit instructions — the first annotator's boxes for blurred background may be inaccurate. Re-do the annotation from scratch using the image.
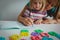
[0,0,29,21]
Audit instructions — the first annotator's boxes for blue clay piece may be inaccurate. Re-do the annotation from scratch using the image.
[56,34,60,39]
[42,36,49,40]
[48,38,53,40]
[0,37,5,40]
[42,36,53,40]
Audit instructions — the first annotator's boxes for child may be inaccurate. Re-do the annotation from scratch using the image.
[18,0,47,26]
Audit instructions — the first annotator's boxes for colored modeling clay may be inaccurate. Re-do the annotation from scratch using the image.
[48,38,53,40]
[31,36,41,40]
[20,30,29,36]
[48,31,57,36]
[56,34,60,39]
[20,32,29,36]
[9,34,19,40]
[42,36,49,40]
[0,37,5,40]
[34,29,43,34]
[40,32,49,37]
[42,36,53,40]
[31,32,39,36]
[21,30,29,32]
[48,31,60,39]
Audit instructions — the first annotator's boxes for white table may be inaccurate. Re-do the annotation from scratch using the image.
[0,21,60,40]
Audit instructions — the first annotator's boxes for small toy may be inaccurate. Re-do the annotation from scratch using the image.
[20,32,29,36]
[38,35,42,39]
[31,32,42,40]
[20,30,29,32]
[40,32,49,37]
[20,30,29,36]
[31,36,35,40]
[34,29,43,34]
[56,34,60,39]
[9,34,19,40]
[42,36,53,40]
[0,37,5,40]
[31,36,41,40]
[48,31,57,36]
[31,32,39,36]
[48,31,60,39]
[48,38,53,40]
[42,36,48,40]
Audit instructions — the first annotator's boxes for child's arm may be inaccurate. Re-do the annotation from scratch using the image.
[17,5,33,26]
[18,5,27,22]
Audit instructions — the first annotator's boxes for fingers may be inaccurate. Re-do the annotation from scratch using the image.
[22,18,33,26]
[35,22,41,24]
[23,21,31,26]
[27,18,33,24]
[34,20,42,24]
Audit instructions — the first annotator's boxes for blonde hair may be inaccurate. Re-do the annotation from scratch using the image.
[30,0,46,11]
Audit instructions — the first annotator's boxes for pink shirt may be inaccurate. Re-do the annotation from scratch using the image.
[23,9,47,20]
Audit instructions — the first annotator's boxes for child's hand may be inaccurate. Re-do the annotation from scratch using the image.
[22,17,34,26]
[34,19,42,24]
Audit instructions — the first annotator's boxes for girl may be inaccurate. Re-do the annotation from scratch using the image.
[18,0,46,26]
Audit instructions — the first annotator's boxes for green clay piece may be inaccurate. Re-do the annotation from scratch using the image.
[48,31,57,36]
[0,28,19,30]
[34,29,43,33]
[21,30,29,32]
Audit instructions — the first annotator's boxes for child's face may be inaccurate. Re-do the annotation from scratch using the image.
[31,0,42,10]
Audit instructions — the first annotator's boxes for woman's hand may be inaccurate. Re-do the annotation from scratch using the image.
[42,20,50,24]
[42,19,57,24]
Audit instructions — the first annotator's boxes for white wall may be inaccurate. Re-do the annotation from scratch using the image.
[0,0,29,21]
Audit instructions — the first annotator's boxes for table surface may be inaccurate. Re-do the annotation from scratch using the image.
[0,21,60,40]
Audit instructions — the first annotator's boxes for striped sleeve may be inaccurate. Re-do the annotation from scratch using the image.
[24,9,30,17]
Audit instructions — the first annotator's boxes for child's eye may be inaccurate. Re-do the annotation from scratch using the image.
[39,2,41,4]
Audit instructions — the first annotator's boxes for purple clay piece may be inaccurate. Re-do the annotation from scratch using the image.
[31,32,39,36]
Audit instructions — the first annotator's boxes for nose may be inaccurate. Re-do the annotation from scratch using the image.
[36,3,39,8]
